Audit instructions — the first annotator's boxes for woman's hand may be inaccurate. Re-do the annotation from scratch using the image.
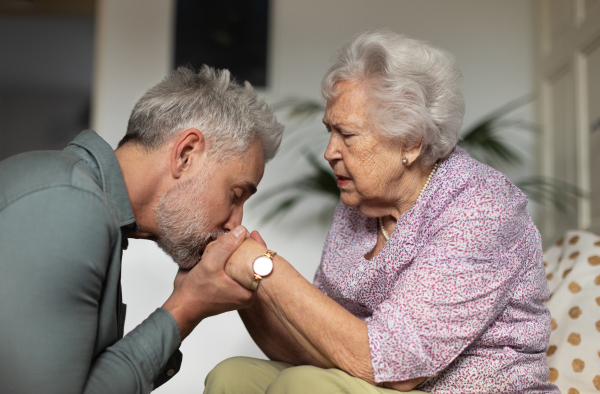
[249,230,267,247]
[224,232,268,289]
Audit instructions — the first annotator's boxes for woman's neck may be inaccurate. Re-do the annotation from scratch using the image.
[390,161,436,218]
[378,160,437,236]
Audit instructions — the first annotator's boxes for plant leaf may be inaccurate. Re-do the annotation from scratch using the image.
[251,153,339,225]
[458,121,523,167]
[459,94,533,168]
[257,195,305,226]
[469,94,532,125]
[274,98,325,122]
[515,176,586,212]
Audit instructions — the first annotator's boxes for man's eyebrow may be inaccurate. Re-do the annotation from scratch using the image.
[245,181,258,195]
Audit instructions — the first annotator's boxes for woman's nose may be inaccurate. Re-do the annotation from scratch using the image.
[324,134,342,163]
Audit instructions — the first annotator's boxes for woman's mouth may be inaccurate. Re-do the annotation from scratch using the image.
[335,174,351,186]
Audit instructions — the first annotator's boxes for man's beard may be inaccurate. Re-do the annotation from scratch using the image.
[155,170,225,269]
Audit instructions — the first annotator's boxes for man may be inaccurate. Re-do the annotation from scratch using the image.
[0,65,283,393]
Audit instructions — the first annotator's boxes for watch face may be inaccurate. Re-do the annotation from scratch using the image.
[253,256,273,276]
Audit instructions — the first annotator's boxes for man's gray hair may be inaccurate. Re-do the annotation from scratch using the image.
[120,65,284,162]
[322,28,465,165]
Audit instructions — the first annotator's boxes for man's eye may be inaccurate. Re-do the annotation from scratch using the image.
[232,193,241,204]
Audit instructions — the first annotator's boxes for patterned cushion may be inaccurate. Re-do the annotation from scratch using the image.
[544,230,600,393]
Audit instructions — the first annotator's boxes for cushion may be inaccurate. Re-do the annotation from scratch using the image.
[544,230,600,393]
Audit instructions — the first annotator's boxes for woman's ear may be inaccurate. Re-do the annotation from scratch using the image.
[170,128,205,178]
[403,140,424,165]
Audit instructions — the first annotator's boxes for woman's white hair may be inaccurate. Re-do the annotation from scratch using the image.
[322,28,465,165]
[120,65,284,162]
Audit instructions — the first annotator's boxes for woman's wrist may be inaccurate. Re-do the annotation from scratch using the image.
[226,238,269,289]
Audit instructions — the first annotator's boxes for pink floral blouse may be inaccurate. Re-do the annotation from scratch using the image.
[314,147,558,393]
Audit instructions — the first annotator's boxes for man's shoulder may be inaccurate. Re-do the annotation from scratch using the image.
[0,150,105,211]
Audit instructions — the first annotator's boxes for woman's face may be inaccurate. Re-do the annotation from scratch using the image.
[323,81,406,216]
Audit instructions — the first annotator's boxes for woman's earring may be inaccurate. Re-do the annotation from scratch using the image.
[402,158,408,164]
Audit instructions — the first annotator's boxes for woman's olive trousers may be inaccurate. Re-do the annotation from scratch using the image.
[204,357,427,394]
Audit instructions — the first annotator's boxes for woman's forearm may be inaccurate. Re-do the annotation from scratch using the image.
[257,261,427,391]
[254,254,376,383]
[227,238,425,390]
[238,297,323,367]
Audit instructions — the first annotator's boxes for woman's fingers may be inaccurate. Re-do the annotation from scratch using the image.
[250,230,267,247]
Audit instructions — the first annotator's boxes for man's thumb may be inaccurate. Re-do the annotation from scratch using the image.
[216,225,246,253]
[203,225,247,268]
[231,226,246,239]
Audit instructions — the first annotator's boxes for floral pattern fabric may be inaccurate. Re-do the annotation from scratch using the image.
[314,147,559,393]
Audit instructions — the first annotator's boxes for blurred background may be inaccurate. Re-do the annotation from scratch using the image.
[1,0,598,392]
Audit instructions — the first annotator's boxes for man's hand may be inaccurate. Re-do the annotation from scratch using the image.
[161,226,255,340]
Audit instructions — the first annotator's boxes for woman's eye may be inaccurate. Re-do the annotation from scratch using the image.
[336,127,352,137]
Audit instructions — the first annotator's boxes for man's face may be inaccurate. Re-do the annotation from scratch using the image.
[155,139,265,269]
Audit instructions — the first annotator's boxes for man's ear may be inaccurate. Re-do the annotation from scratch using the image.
[170,128,205,178]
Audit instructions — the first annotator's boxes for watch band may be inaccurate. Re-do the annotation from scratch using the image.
[251,249,276,291]
[250,274,262,291]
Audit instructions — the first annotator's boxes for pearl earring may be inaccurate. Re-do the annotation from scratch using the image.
[402,158,408,164]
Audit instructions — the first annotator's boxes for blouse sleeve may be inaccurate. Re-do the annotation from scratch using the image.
[313,264,326,292]
[313,202,347,295]
[367,180,539,382]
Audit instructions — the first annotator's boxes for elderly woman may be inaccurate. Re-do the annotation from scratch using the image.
[206,29,558,393]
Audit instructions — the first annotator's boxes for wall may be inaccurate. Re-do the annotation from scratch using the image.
[0,15,94,160]
[92,1,533,392]
[532,0,600,243]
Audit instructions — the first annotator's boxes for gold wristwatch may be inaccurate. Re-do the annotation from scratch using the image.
[251,249,276,291]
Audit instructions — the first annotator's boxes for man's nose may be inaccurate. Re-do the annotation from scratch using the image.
[223,207,244,232]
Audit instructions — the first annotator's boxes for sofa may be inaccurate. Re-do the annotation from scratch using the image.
[543,230,600,393]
